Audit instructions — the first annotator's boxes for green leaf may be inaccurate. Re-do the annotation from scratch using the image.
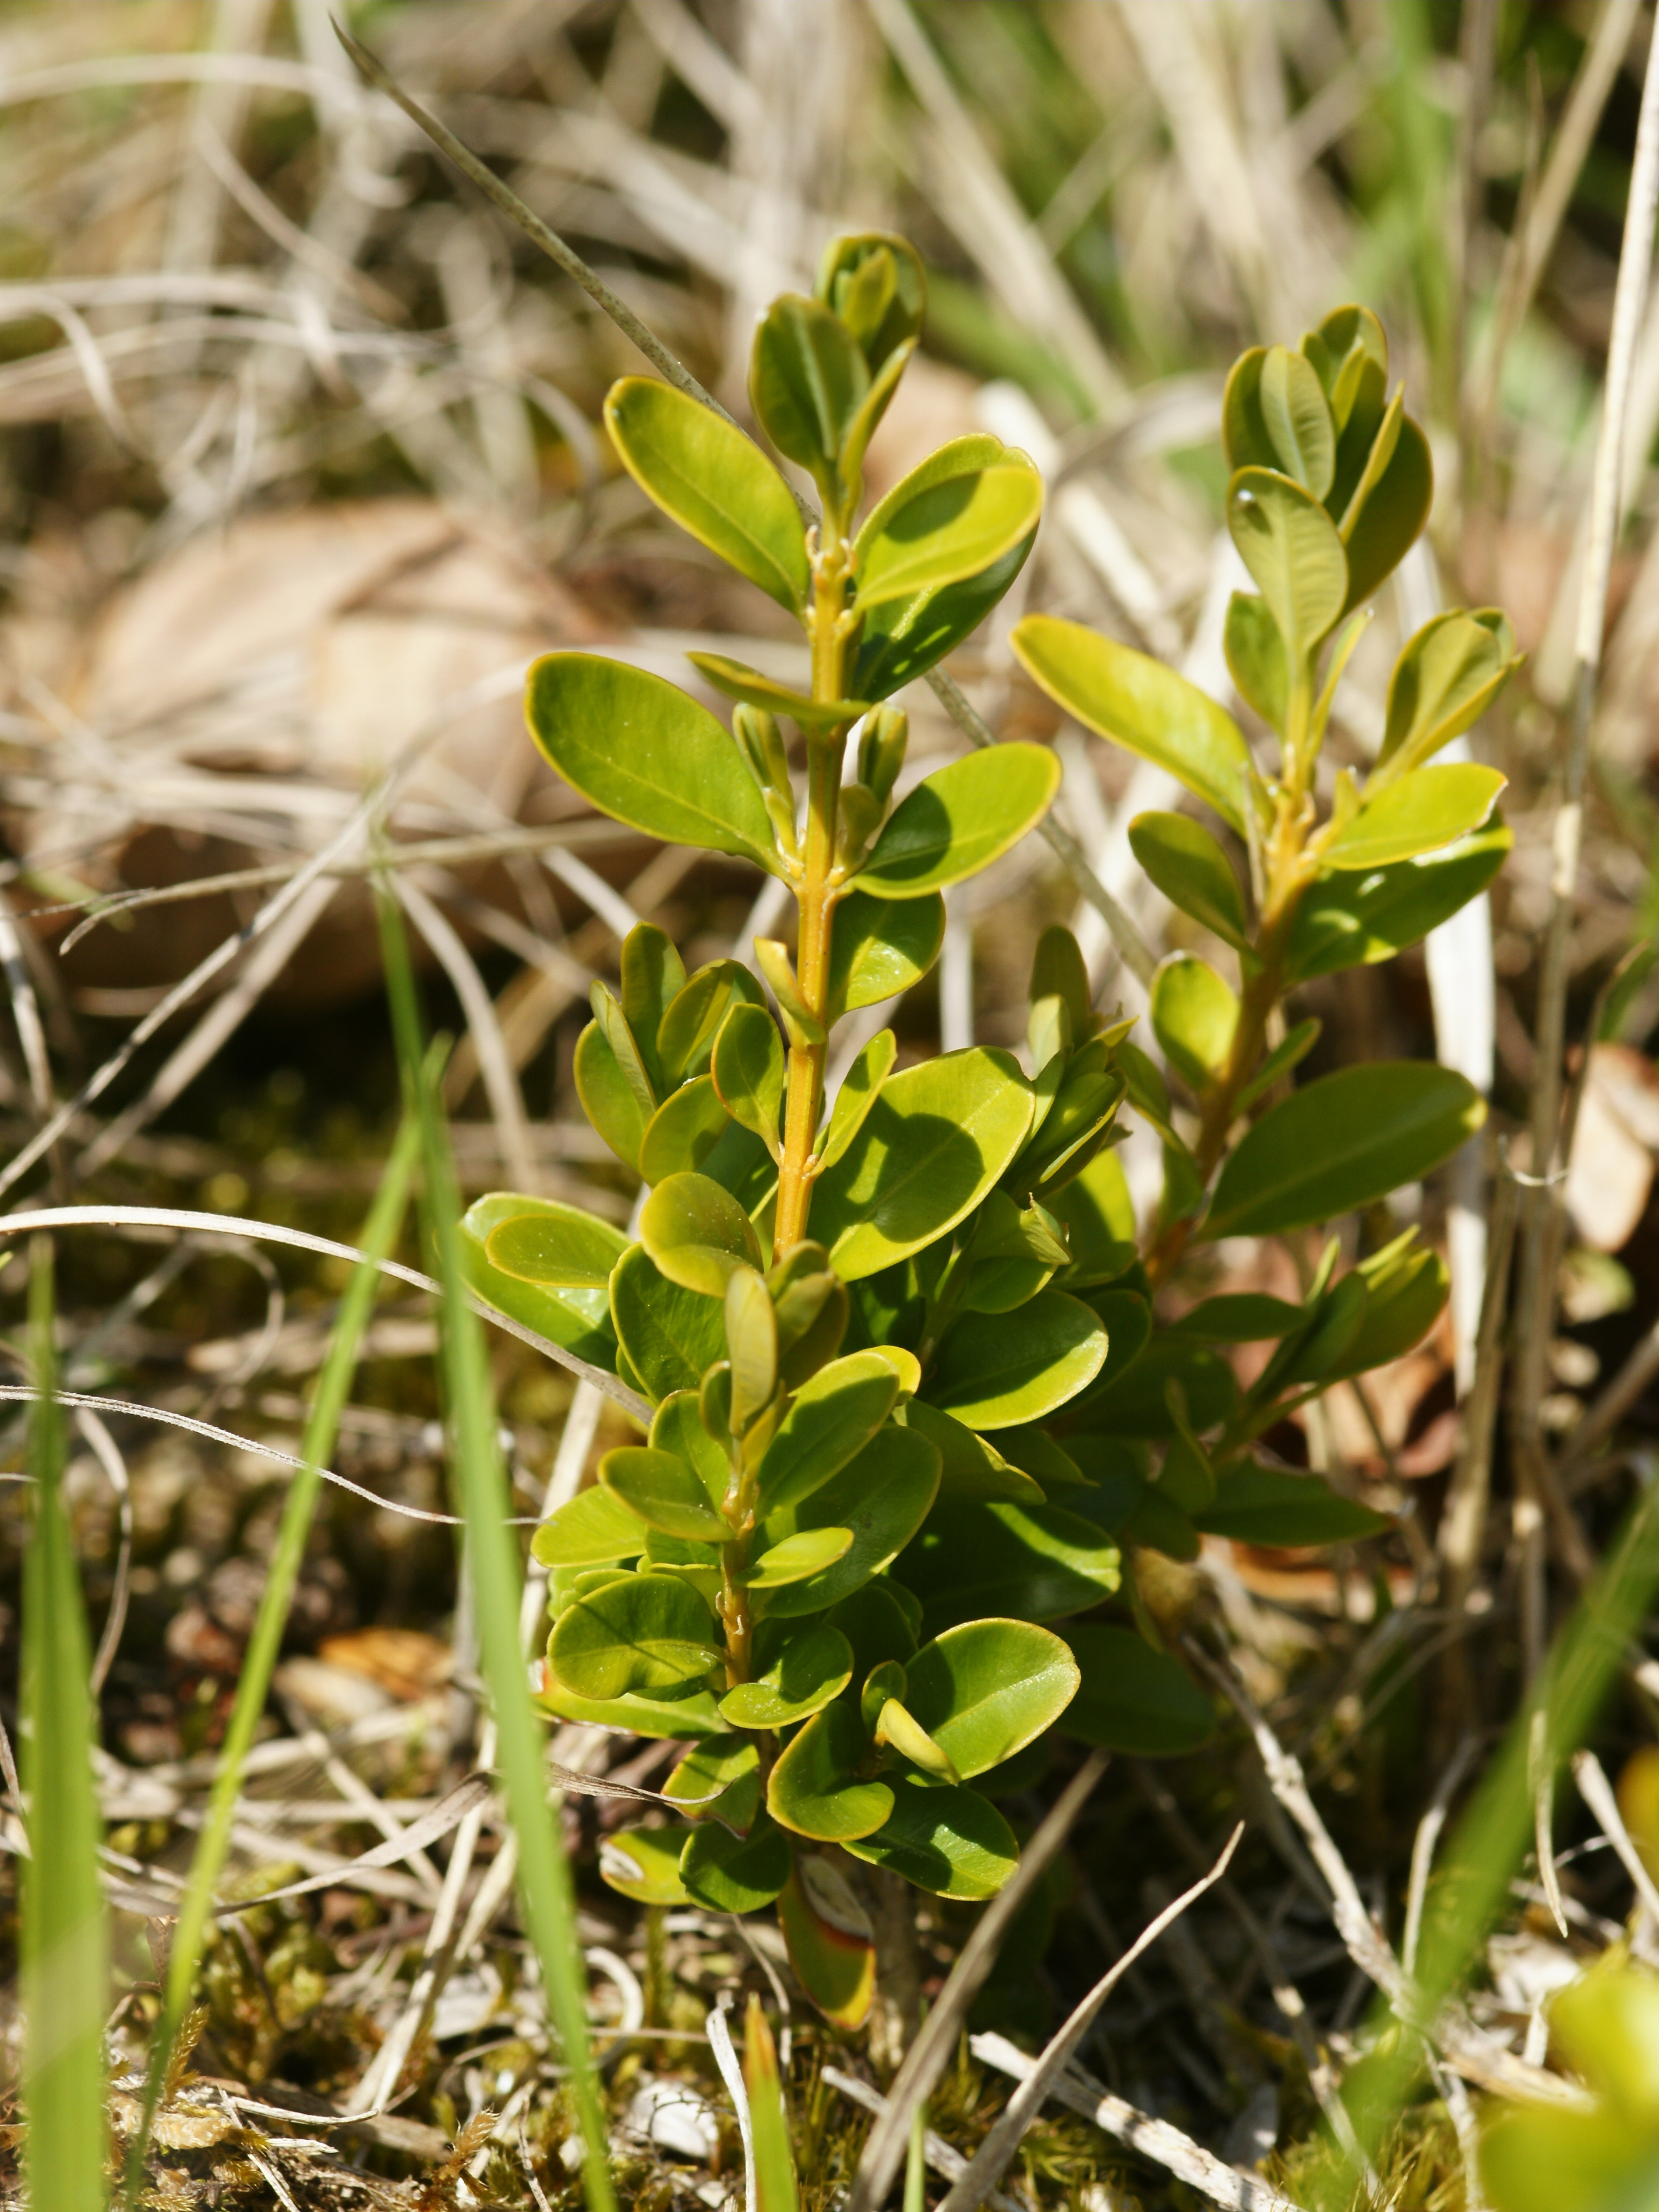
[767,1700,894,1841]
[1047,1148,1138,1286]
[527,653,777,867]
[599,1446,725,1543]
[930,1291,1108,1429]
[604,375,809,612]
[1259,343,1335,499]
[828,1583,919,1677]
[658,959,766,1084]
[461,1193,619,1366]
[574,1016,650,1174]
[1165,1292,1305,1342]
[638,1074,732,1186]
[819,1029,896,1176]
[665,1734,761,1831]
[719,1621,855,1729]
[852,528,1036,702]
[1381,609,1519,772]
[1223,590,1289,732]
[482,1197,629,1290]
[810,1047,1034,1281]
[1075,1332,1235,1436]
[760,1423,942,1617]
[1059,1625,1214,1754]
[751,1349,901,1515]
[898,1497,1121,1631]
[998,1424,1088,1494]
[1028,924,1093,1065]
[1012,613,1254,833]
[750,292,869,493]
[1128,812,1248,949]
[620,923,684,1097]
[682,1818,792,1916]
[1323,1236,1449,1381]
[857,743,1061,898]
[817,231,926,370]
[532,1675,726,1738]
[841,1778,1018,1899]
[712,1002,785,1162]
[776,1859,876,2029]
[853,440,1043,611]
[1285,818,1510,980]
[1222,347,1274,472]
[873,1694,959,1781]
[532,1483,647,1568]
[1150,955,1239,1095]
[1323,762,1506,870]
[639,1172,764,1297]
[744,1527,855,1589]
[686,649,869,730]
[902,1620,1079,1779]
[1236,1017,1321,1109]
[610,1242,728,1402]
[549,1572,720,1700]
[1226,467,1348,662]
[725,1266,779,1433]
[1122,1485,1200,1561]
[1195,1464,1390,1546]
[1340,411,1433,612]
[1204,1062,1485,1239]
[827,889,945,1015]
[598,1824,691,1905]
[901,1400,1043,1504]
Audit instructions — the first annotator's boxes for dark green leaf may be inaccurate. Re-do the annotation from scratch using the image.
[841,1778,1018,1899]
[749,292,869,491]
[1236,1018,1321,1109]
[598,1825,690,1904]
[658,959,767,1084]
[1128,812,1248,948]
[1284,819,1511,980]
[1165,1293,1305,1342]
[900,1400,1042,1504]
[599,1446,725,1542]
[1340,411,1432,612]
[760,1423,942,1617]
[853,440,1043,611]
[573,1016,649,1174]
[851,528,1036,701]
[638,1074,732,1186]
[1059,1624,1214,1754]
[767,1700,893,1842]
[1076,1333,1235,1436]
[751,1349,900,1515]
[711,1002,786,1163]
[930,1291,1107,1429]
[816,230,926,372]
[610,1242,727,1403]
[1381,609,1519,772]
[1195,1464,1390,1546]
[903,1620,1079,1778]
[719,1621,855,1729]
[680,1816,791,1915]
[898,1497,1121,1631]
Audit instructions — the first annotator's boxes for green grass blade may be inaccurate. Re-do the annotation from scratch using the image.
[122,1111,421,2204]
[903,2101,927,2212]
[377,882,617,2212]
[745,1995,799,2212]
[23,1236,108,2212]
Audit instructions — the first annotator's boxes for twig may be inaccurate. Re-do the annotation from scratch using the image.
[937,1826,1243,2212]
[1509,7,1659,1647]
[1555,1312,1659,1476]
[820,2070,1026,2212]
[844,1751,1110,2212]
[969,2034,1300,2212]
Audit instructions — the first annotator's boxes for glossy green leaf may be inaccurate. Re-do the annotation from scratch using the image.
[818,1030,896,1178]
[1048,1147,1138,1287]
[852,527,1036,702]
[1236,1017,1321,1109]
[810,1047,1034,1281]
[1324,1236,1449,1381]
[1166,1292,1305,1342]
[902,1620,1079,1779]
[573,1017,650,1174]
[686,649,867,730]
[1381,609,1519,772]
[637,1074,732,1186]
[1012,613,1254,833]
[681,1817,792,1916]
[647,1392,728,1511]
[857,743,1061,898]
[664,1733,761,1831]
[751,1349,901,1515]
[1223,590,1289,733]
[1259,343,1335,498]
[599,1446,725,1543]
[1128,812,1248,948]
[1227,467,1348,662]
[827,889,945,1015]
[1027,924,1093,1066]
[527,653,777,867]
[619,923,684,1097]
[1340,411,1433,612]
[531,1482,647,1568]
[1150,955,1239,1095]
[898,1497,1121,1631]
[658,959,766,1084]
[873,1695,959,1781]
[532,1673,726,1738]
[639,1171,764,1297]
[744,1526,855,1589]
[930,1291,1108,1429]
[817,230,926,370]
[1195,1464,1390,1546]
[460,1193,619,1366]
[604,375,809,612]
[853,441,1043,611]
[761,1423,942,1617]
[1325,762,1505,871]
[1074,1332,1234,1436]
[1205,1062,1485,1239]
[1286,818,1510,980]
[767,1700,894,1841]
[828,1583,919,1678]
[1273,1270,1368,1387]
[610,1243,727,1403]
[1221,346,1273,472]
[842,1778,1018,1899]
[1059,1624,1214,1754]
[549,1573,719,1700]
[901,1400,1042,1504]
[482,1198,629,1291]
[724,1266,779,1434]
[598,1824,691,1906]
[998,1424,1087,1494]
[750,292,869,490]
[776,1859,876,2029]
[712,1002,785,1161]
[719,1621,855,1729]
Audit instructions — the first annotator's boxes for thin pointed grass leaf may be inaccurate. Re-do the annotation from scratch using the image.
[125,1111,422,2196]
[376,887,615,2212]
[23,1242,108,2212]
[744,1998,800,2212]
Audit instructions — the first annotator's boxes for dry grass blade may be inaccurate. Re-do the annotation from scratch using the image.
[845,1750,1109,2212]
[937,1824,1243,2212]
[1572,1748,1659,1929]
[1529,1708,1568,1938]
[820,2072,1024,2212]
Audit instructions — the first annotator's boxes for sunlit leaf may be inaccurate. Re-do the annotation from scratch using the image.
[857,744,1060,898]
[1323,762,1506,870]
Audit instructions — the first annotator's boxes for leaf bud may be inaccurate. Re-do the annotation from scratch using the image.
[857,704,908,804]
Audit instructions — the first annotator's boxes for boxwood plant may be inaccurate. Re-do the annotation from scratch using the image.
[459,241,1516,2027]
